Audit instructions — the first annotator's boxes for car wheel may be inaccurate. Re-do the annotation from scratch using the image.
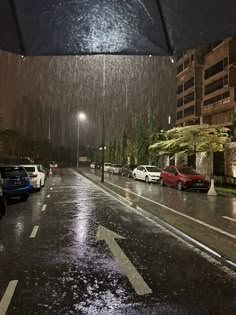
[177,181,183,191]
[133,174,136,180]
[21,194,29,202]
[160,178,165,186]
[145,176,150,183]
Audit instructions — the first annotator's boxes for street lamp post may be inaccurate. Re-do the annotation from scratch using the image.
[76,112,86,168]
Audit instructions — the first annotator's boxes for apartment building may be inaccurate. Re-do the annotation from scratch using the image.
[202,38,236,130]
[176,38,236,131]
[176,48,205,126]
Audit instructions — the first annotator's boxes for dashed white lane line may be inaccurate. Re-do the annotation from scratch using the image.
[50,188,53,191]
[47,194,51,198]
[223,216,236,223]
[52,183,55,186]
[0,280,18,314]
[30,226,39,238]
[42,204,47,212]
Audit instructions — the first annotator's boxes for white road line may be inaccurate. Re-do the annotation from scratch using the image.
[47,194,50,198]
[225,259,236,268]
[42,204,47,212]
[107,181,236,241]
[70,169,223,260]
[222,216,236,223]
[30,226,39,238]
[0,280,18,314]
[50,188,53,191]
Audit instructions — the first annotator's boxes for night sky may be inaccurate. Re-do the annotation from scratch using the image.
[0,51,176,148]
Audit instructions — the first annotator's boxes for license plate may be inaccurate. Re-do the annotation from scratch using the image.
[14,181,22,185]
[195,183,204,187]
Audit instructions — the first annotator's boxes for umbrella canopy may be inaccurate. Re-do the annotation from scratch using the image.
[1,0,236,56]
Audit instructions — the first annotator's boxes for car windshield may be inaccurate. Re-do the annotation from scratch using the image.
[178,167,199,175]
[0,167,28,178]
[114,164,122,167]
[104,163,111,166]
[24,167,36,173]
[146,167,160,172]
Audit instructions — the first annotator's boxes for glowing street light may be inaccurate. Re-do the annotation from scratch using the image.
[77,112,87,168]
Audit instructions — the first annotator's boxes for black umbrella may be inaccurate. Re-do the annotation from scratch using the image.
[1,0,236,56]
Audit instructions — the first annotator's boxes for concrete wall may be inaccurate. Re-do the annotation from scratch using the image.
[224,142,236,177]
[175,153,188,165]
[196,152,213,179]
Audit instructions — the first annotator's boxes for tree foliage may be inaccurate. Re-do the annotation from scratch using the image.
[135,116,149,164]
[149,125,230,156]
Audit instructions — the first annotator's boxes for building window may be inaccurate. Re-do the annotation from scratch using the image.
[184,77,194,91]
[204,58,228,80]
[205,77,224,95]
[177,111,183,120]
[184,106,194,117]
[177,63,183,74]
[177,84,183,94]
[177,98,183,107]
[184,92,195,105]
[184,58,190,68]
[203,91,230,107]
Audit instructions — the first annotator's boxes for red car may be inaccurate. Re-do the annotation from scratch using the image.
[160,166,210,191]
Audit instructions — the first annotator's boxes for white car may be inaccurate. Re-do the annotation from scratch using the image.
[23,165,46,190]
[133,165,161,183]
[110,164,122,174]
[90,162,96,169]
[104,163,112,172]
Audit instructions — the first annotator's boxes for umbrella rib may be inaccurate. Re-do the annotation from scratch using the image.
[9,0,26,56]
[156,0,173,55]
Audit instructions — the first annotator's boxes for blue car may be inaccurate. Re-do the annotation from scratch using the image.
[0,166,32,201]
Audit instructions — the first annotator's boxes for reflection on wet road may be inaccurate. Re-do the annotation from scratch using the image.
[92,169,236,236]
[0,169,235,314]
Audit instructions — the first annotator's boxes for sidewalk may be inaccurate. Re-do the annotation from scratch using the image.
[76,168,236,268]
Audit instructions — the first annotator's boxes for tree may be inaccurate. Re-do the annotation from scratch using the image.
[116,141,121,163]
[135,116,149,164]
[147,110,160,164]
[108,140,113,162]
[112,140,117,163]
[121,130,128,164]
[149,124,230,156]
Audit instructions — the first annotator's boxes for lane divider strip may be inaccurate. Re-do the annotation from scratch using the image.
[30,226,39,238]
[107,181,236,241]
[42,204,47,212]
[222,216,236,223]
[0,280,18,314]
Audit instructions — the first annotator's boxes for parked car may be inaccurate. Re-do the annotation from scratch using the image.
[104,163,112,172]
[0,166,32,201]
[0,176,7,219]
[110,164,122,175]
[0,195,7,219]
[133,165,161,183]
[23,165,46,190]
[90,162,96,169]
[121,164,137,178]
[160,165,210,191]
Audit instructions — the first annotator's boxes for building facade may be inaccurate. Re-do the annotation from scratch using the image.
[176,38,236,132]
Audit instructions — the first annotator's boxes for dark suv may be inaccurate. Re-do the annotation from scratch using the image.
[0,166,32,201]
[0,177,7,219]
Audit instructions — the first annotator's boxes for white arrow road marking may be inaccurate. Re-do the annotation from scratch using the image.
[96,225,152,296]
[42,204,47,212]
[30,226,39,238]
[222,216,236,223]
[0,280,18,314]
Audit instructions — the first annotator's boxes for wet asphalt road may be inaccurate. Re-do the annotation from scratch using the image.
[0,169,236,314]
